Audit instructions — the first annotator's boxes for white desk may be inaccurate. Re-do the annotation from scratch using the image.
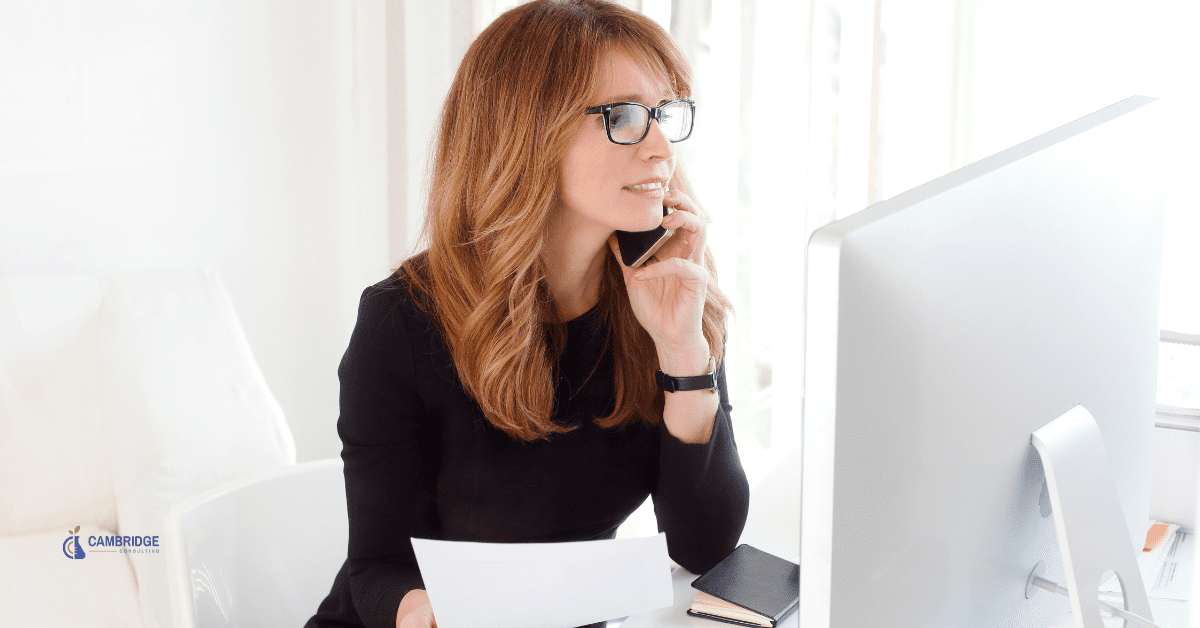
[1046,599,1190,628]
[617,564,797,628]
[615,561,1190,628]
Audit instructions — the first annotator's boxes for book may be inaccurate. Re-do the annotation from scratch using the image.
[689,591,775,627]
[687,544,799,627]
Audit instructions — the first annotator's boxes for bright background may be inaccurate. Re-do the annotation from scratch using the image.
[2,0,1195,498]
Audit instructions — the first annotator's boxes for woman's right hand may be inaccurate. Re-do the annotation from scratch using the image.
[396,589,437,628]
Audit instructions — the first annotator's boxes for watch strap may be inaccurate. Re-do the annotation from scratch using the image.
[656,356,717,393]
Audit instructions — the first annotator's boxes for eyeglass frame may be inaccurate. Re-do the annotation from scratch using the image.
[583,98,696,145]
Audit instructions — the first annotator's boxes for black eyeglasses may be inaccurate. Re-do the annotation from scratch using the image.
[584,99,695,145]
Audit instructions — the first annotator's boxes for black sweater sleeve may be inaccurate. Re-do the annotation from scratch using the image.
[651,360,750,574]
[337,287,430,628]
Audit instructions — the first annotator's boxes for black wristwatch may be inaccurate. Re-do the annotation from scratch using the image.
[655,356,717,393]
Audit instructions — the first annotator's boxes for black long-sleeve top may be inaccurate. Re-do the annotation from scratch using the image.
[306,273,749,628]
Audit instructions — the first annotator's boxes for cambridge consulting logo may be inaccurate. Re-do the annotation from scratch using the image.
[63,525,85,559]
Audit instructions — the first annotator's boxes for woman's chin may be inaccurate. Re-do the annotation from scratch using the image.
[617,205,666,232]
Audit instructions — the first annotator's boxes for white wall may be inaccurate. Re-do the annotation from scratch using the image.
[0,1,390,463]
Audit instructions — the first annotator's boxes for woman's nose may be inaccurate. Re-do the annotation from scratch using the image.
[638,119,672,160]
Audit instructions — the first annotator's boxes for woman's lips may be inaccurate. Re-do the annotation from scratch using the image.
[621,186,665,198]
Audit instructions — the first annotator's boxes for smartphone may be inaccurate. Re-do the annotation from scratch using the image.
[614,206,675,268]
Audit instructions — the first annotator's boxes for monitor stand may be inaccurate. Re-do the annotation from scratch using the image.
[1030,405,1154,628]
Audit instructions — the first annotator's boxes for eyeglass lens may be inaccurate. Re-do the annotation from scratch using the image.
[608,102,693,143]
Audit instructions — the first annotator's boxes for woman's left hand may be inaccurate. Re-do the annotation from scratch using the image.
[606,187,711,364]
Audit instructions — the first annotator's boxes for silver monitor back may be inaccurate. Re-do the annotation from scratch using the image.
[801,96,1166,628]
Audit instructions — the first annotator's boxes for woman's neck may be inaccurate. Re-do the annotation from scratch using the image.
[541,207,610,321]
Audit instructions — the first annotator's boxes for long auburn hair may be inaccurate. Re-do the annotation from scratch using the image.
[397,0,733,441]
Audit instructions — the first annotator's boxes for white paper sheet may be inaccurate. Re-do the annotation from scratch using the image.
[1148,528,1193,602]
[410,532,674,628]
[1099,523,1193,604]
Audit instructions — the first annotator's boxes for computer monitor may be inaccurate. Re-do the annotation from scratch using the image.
[800,96,1166,627]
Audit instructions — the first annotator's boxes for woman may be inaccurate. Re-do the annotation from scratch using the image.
[306,2,749,627]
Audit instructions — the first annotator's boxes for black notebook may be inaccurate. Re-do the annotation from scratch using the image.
[687,544,799,627]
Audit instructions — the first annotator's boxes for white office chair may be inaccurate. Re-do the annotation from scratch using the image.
[164,458,348,628]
